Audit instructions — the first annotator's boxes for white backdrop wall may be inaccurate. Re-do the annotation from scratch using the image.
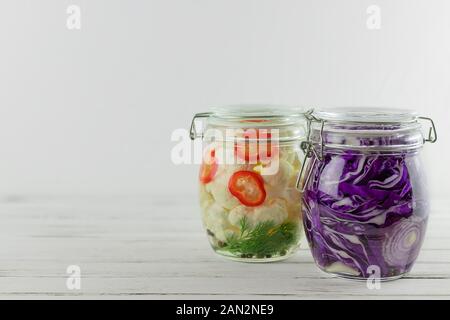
[0,0,448,199]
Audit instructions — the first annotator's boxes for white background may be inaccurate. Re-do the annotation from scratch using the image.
[0,0,448,200]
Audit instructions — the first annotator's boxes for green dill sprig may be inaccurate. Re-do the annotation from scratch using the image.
[223,217,299,258]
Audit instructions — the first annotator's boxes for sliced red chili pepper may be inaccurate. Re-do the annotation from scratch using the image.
[228,171,266,207]
[199,148,218,184]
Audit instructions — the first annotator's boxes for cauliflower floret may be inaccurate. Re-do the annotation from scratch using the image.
[228,205,253,227]
[262,159,295,188]
[263,185,301,220]
[203,203,232,242]
[199,185,214,209]
[254,198,289,226]
[265,179,300,200]
[205,163,246,210]
[228,199,289,228]
[281,147,301,167]
[280,148,295,163]
[284,187,301,204]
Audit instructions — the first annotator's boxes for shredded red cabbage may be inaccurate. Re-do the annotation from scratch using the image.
[303,151,428,278]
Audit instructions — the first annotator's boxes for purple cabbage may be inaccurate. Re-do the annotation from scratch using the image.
[303,151,428,279]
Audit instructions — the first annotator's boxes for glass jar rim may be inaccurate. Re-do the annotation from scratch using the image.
[307,107,430,152]
[210,104,307,120]
[191,104,309,143]
[313,107,418,124]
[208,104,308,128]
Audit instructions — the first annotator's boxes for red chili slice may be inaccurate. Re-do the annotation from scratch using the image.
[199,148,218,184]
[228,171,266,207]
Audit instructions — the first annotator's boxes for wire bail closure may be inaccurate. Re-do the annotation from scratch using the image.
[418,116,438,143]
[189,112,212,140]
[295,112,325,193]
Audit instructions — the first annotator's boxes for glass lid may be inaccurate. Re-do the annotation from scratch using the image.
[210,104,306,121]
[190,104,308,143]
[313,107,419,123]
[308,107,427,152]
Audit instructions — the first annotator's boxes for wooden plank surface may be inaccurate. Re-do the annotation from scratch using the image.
[0,195,449,299]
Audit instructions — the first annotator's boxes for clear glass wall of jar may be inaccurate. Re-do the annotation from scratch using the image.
[190,105,307,262]
[298,107,437,280]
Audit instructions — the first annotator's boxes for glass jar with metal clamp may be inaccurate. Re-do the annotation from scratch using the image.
[190,105,308,262]
[297,107,437,280]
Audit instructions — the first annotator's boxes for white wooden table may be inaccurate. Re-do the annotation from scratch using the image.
[0,195,449,299]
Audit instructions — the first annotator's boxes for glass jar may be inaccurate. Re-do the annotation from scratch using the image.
[190,105,307,262]
[298,107,437,280]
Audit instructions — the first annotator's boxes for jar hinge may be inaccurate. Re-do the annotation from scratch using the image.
[418,116,437,144]
[295,112,325,193]
[189,112,212,140]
